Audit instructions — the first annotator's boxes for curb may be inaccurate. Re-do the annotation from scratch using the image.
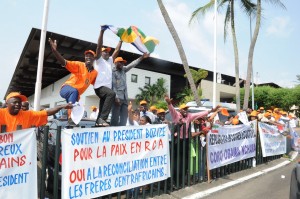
[181,151,298,199]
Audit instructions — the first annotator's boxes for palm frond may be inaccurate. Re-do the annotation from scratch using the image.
[240,0,257,17]
[264,0,286,10]
[189,0,215,25]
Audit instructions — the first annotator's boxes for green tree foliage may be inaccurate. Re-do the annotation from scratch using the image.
[240,86,300,111]
[135,78,168,105]
[183,68,208,89]
[176,86,202,105]
[176,86,192,101]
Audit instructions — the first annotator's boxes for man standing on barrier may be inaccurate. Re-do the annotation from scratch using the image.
[110,53,149,126]
[93,27,122,127]
[0,92,73,132]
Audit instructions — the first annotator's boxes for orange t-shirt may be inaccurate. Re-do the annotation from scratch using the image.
[0,108,48,133]
[63,61,98,96]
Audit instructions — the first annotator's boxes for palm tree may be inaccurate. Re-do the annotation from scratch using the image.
[184,68,208,89]
[190,0,255,112]
[157,0,201,106]
[243,0,285,109]
[135,78,168,105]
[155,78,168,100]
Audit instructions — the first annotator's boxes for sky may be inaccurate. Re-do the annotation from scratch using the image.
[0,0,299,100]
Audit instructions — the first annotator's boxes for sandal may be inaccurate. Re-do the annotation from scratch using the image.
[95,118,110,127]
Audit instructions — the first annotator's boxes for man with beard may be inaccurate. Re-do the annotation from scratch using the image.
[0,92,73,133]
[153,108,169,124]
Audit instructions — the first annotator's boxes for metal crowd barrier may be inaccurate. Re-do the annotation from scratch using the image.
[0,122,285,199]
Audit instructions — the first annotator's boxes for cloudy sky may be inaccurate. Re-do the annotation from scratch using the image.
[0,0,298,100]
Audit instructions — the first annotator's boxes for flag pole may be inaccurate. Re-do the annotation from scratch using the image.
[250,14,255,110]
[212,0,218,108]
[34,0,50,111]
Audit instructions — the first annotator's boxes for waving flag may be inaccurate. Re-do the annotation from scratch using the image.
[102,25,159,53]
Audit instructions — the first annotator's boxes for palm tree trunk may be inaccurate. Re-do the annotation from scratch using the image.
[230,0,240,112]
[157,0,201,106]
[243,0,261,109]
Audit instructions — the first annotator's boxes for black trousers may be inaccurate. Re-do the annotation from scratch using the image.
[94,86,116,121]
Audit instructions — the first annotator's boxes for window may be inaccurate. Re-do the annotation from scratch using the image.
[131,74,138,83]
[145,76,151,85]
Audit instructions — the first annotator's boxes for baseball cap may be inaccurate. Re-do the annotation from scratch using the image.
[102,47,111,52]
[6,92,28,102]
[157,108,166,114]
[139,100,147,105]
[84,50,95,57]
[150,105,157,111]
[90,106,97,110]
[220,108,230,116]
[249,110,258,117]
[114,57,127,64]
[179,104,189,110]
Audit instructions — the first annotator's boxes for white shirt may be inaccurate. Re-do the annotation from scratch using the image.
[126,119,139,126]
[140,111,156,123]
[94,56,114,89]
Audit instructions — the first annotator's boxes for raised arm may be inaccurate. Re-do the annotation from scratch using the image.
[127,101,134,125]
[46,103,73,116]
[165,94,180,123]
[49,38,66,66]
[190,105,221,122]
[124,53,149,72]
[95,29,105,60]
[112,40,123,61]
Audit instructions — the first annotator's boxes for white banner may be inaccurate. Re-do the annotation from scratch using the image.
[61,124,170,199]
[207,121,257,170]
[237,111,249,124]
[258,122,286,157]
[0,128,37,199]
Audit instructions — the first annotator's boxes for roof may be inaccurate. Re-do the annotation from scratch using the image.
[6,28,244,99]
[256,82,281,88]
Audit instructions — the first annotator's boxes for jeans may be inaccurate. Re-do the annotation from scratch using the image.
[94,86,116,121]
[60,85,78,103]
[110,99,128,126]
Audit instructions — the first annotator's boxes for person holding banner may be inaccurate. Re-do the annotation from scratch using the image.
[93,27,122,127]
[110,53,149,126]
[0,92,73,132]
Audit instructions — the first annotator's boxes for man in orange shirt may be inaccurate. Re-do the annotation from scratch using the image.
[48,38,98,104]
[0,92,73,133]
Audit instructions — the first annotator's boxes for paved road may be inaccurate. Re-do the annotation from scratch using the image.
[203,158,295,199]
